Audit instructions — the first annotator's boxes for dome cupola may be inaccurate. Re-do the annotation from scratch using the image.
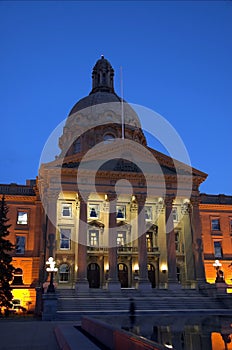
[91,55,115,94]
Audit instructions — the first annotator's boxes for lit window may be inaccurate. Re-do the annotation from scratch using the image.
[89,204,99,219]
[117,231,126,246]
[62,204,72,217]
[16,236,25,254]
[146,232,153,249]
[17,211,28,225]
[172,207,178,222]
[211,219,220,231]
[214,241,222,258]
[116,206,125,220]
[60,229,71,250]
[59,264,70,282]
[145,206,152,221]
[103,134,115,144]
[89,230,99,246]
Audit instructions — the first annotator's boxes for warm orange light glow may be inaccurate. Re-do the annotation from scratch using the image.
[12,289,31,309]
[134,263,139,271]
[212,332,232,350]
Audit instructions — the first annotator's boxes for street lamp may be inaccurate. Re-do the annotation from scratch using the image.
[213,259,224,283]
[46,257,58,293]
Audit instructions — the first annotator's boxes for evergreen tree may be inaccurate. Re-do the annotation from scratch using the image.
[0,196,15,309]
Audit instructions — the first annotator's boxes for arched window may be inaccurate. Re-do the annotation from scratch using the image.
[103,134,115,144]
[74,140,81,153]
[12,268,24,285]
[59,264,70,283]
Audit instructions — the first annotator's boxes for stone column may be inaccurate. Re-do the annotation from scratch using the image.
[76,195,89,292]
[182,202,195,286]
[165,195,178,287]
[137,195,151,290]
[190,196,206,284]
[157,202,168,288]
[107,192,121,291]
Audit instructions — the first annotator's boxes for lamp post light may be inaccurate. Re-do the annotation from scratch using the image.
[213,259,224,283]
[46,257,58,293]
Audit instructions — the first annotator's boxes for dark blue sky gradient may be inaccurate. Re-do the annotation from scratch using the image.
[0,1,231,194]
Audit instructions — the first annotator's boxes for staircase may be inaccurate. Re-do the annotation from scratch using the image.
[55,288,232,321]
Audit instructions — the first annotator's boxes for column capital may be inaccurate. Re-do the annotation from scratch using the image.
[77,191,89,204]
[47,189,60,201]
[106,191,117,202]
[190,196,201,208]
[164,194,175,207]
[135,193,146,207]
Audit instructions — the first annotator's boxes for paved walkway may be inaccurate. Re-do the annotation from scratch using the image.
[0,319,104,350]
[0,320,61,350]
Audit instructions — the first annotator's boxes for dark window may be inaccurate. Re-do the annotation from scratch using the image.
[16,236,25,254]
[89,205,99,219]
[116,206,125,220]
[60,229,71,250]
[214,241,222,258]
[62,204,72,217]
[103,134,115,144]
[12,268,23,285]
[74,140,81,153]
[212,219,220,231]
[59,264,70,282]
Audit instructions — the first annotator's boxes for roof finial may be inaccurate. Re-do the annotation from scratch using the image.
[101,54,104,59]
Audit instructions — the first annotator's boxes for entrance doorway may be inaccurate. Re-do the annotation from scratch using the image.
[118,263,128,288]
[148,263,156,288]
[87,263,100,288]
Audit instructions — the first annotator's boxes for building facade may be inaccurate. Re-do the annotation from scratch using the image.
[1,57,231,310]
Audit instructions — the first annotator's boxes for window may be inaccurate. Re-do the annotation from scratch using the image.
[88,204,99,219]
[116,205,126,220]
[103,134,115,144]
[175,230,181,253]
[17,211,28,225]
[172,207,178,222]
[16,236,25,254]
[60,228,71,250]
[214,241,222,258]
[145,206,152,221]
[12,268,23,285]
[230,219,232,232]
[89,230,99,247]
[211,218,220,231]
[146,232,153,250]
[117,231,126,246]
[59,264,70,282]
[61,204,72,217]
[74,139,81,153]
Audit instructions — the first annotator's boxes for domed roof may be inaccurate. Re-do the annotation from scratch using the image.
[69,91,121,115]
[59,57,147,156]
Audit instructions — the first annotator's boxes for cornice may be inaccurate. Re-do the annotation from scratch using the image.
[200,203,232,212]
[1,194,36,202]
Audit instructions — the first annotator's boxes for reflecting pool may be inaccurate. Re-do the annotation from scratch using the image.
[99,314,232,350]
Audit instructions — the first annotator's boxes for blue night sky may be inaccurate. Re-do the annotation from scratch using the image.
[0,1,231,195]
